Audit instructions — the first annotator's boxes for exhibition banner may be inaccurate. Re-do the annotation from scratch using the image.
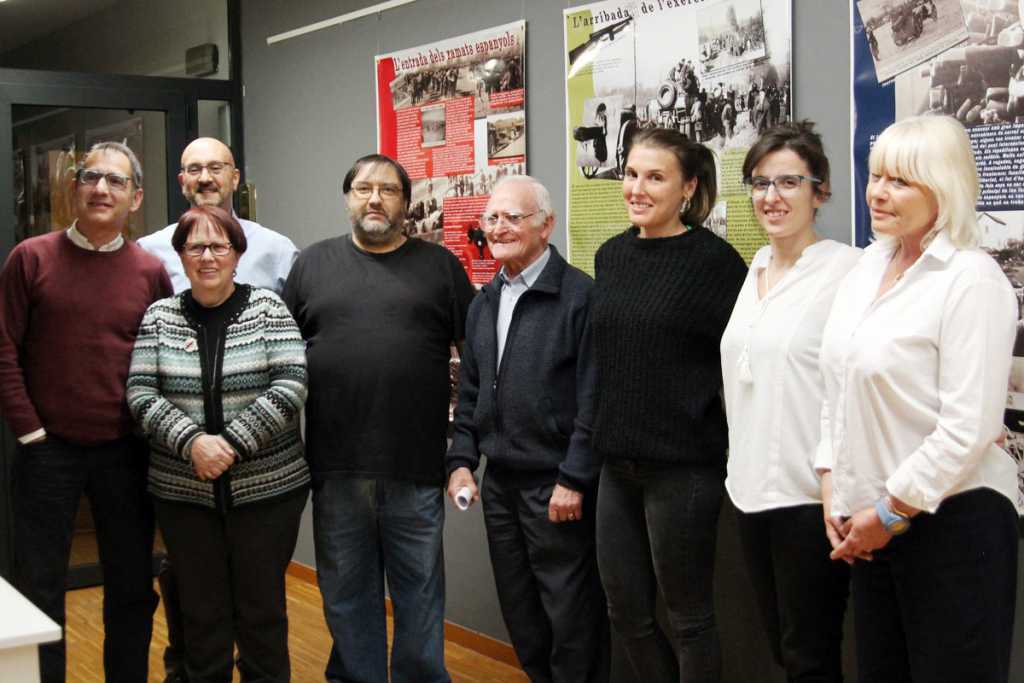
[564,0,793,273]
[376,21,527,285]
[852,0,1024,504]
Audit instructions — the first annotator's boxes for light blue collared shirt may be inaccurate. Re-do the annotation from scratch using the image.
[496,246,551,366]
[136,214,299,295]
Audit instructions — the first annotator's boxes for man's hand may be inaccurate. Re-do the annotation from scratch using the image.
[190,434,236,481]
[548,484,583,523]
[447,467,479,508]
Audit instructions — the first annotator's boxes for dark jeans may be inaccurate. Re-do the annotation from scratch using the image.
[154,489,307,683]
[596,459,723,683]
[482,468,610,683]
[734,502,850,682]
[313,476,450,683]
[12,435,158,683]
[851,488,1018,683]
[158,558,188,681]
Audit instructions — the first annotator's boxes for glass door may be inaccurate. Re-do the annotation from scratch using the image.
[0,68,236,586]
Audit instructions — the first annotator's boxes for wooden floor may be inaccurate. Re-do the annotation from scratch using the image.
[65,574,528,682]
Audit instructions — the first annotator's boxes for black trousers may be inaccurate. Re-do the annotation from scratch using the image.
[851,488,1018,683]
[12,435,158,683]
[482,469,610,683]
[154,488,307,683]
[733,502,850,683]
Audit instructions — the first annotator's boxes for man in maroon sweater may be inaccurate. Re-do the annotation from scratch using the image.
[0,142,172,683]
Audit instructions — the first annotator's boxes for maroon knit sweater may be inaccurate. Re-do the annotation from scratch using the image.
[0,231,172,445]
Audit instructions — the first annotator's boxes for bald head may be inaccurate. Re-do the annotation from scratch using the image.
[179,137,240,210]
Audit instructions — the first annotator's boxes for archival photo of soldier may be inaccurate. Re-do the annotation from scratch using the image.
[421,104,447,148]
[858,0,969,83]
[574,95,621,180]
[405,176,450,242]
[893,0,1024,126]
[487,111,526,160]
[695,0,767,75]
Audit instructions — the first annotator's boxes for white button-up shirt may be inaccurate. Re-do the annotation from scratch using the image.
[722,239,861,512]
[816,231,1018,516]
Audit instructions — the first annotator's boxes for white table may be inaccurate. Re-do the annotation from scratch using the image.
[0,576,61,683]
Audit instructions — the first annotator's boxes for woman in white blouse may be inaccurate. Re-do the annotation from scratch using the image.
[819,115,1018,682]
[722,121,860,681]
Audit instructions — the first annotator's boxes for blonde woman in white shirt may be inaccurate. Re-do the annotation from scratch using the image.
[819,115,1018,683]
[722,121,859,682]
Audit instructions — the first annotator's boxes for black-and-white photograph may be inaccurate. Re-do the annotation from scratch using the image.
[895,1,1024,126]
[486,111,525,159]
[405,177,449,242]
[706,201,729,240]
[858,0,969,83]
[390,65,475,110]
[421,104,446,148]
[567,16,633,68]
[978,210,1024,353]
[447,163,526,199]
[974,208,1024,506]
[695,0,767,76]
[574,95,620,180]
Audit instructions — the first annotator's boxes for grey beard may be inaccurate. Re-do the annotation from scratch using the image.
[353,216,403,245]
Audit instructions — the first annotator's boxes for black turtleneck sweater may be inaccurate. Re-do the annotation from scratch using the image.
[590,225,747,467]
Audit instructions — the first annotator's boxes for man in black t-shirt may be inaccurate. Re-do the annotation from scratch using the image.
[283,154,473,683]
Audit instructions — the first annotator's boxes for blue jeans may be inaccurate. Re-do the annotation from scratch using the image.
[312,476,450,683]
[12,435,158,683]
[596,459,723,683]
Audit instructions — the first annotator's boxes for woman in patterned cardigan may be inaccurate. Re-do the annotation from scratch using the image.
[127,205,309,682]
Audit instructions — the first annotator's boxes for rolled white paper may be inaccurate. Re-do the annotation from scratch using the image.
[455,486,473,511]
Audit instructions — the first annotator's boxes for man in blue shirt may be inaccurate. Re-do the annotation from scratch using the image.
[139,137,298,295]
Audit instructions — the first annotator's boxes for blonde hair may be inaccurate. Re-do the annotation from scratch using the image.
[868,115,979,248]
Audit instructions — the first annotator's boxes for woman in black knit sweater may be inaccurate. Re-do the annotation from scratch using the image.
[590,127,747,682]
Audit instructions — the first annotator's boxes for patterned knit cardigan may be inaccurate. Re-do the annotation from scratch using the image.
[127,286,310,508]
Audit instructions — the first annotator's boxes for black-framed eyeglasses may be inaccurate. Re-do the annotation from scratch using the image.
[350,183,403,200]
[182,162,233,177]
[77,169,132,191]
[183,242,233,258]
[481,211,541,229]
[743,174,821,197]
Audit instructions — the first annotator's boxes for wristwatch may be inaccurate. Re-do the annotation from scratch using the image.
[874,496,911,536]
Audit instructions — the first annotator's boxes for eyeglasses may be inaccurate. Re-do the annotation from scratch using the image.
[182,162,233,177]
[77,169,132,191]
[350,183,403,200]
[183,242,233,258]
[744,174,821,197]
[481,211,541,229]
